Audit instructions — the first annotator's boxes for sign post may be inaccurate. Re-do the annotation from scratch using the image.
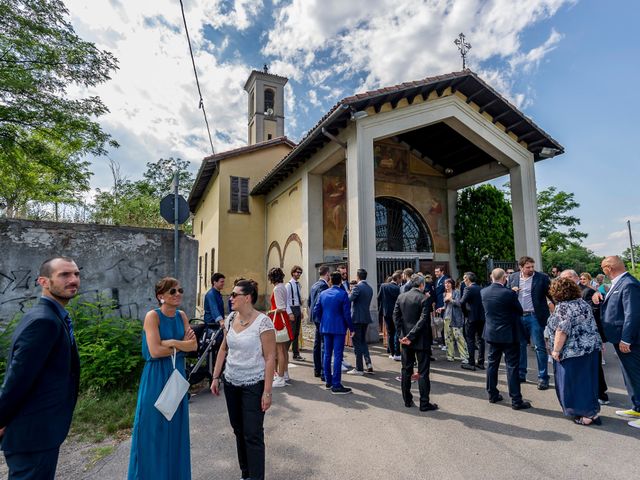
[160,172,190,279]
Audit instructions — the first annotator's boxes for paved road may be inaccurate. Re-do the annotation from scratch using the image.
[3,343,638,479]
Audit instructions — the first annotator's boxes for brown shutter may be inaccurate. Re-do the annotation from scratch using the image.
[230,176,239,212]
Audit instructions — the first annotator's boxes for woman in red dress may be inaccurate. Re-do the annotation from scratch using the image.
[268,267,292,387]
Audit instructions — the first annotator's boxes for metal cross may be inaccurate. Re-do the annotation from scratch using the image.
[454,33,471,70]
[263,63,269,74]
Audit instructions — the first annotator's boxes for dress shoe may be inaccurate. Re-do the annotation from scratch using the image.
[405,401,416,408]
[489,394,504,404]
[476,362,485,370]
[537,380,549,390]
[518,377,527,384]
[419,403,439,412]
[314,372,321,378]
[293,354,305,361]
[365,366,374,374]
[512,401,532,410]
[461,364,476,371]
[430,356,436,361]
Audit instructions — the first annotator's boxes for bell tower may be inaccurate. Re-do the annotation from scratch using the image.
[243,65,287,145]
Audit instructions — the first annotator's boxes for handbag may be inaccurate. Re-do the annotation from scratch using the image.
[433,313,444,328]
[275,325,290,343]
[154,348,190,421]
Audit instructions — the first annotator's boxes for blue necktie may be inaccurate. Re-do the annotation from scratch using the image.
[64,314,76,344]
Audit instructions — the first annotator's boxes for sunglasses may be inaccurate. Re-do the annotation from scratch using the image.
[230,291,248,298]
[168,288,184,295]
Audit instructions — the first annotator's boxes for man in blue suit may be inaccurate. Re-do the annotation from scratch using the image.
[348,269,374,375]
[599,256,640,429]
[313,272,354,394]
[204,272,225,327]
[0,257,81,479]
[507,256,552,390]
[482,268,531,410]
[309,265,331,378]
[378,272,401,360]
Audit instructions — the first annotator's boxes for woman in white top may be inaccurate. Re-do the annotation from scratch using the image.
[211,279,276,480]
[268,267,292,387]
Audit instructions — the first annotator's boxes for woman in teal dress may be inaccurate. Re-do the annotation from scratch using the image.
[128,277,197,479]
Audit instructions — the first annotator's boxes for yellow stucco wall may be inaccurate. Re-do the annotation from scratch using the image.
[192,143,293,311]
[265,181,303,298]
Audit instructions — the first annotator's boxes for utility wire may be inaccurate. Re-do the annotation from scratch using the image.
[178,0,215,155]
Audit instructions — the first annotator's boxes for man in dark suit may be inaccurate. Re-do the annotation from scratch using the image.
[204,272,225,327]
[561,269,609,404]
[378,272,401,360]
[507,256,552,390]
[482,268,531,410]
[309,265,331,379]
[434,266,450,311]
[0,257,81,479]
[599,256,640,428]
[348,269,374,374]
[337,264,351,292]
[313,272,354,395]
[393,274,438,412]
[460,272,485,371]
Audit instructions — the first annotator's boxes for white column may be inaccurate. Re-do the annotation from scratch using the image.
[346,125,379,341]
[447,189,459,280]
[510,160,542,267]
[301,173,324,307]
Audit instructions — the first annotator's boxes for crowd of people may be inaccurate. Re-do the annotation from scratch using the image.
[1,253,638,480]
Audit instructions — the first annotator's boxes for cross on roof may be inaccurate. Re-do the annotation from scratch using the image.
[454,33,472,70]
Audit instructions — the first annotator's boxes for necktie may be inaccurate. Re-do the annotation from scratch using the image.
[295,282,301,305]
[64,314,76,344]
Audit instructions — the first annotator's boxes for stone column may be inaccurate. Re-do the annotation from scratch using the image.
[301,172,324,307]
[345,126,379,341]
[509,159,542,267]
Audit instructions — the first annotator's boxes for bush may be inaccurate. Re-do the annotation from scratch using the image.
[68,296,144,391]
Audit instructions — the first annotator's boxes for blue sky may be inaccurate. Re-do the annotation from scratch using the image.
[66,0,639,256]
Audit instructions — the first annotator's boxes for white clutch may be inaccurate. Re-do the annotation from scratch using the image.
[154,348,190,421]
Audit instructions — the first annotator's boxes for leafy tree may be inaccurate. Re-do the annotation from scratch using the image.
[542,244,603,277]
[92,158,194,230]
[536,187,587,252]
[621,245,640,267]
[0,0,118,216]
[454,185,515,279]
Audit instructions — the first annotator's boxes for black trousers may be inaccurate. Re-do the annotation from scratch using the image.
[598,350,609,401]
[401,346,431,408]
[290,306,302,355]
[224,380,266,480]
[313,323,324,376]
[486,341,522,405]
[4,447,60,480]
[465,320,485,366]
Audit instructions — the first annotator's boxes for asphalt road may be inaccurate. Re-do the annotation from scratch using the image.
[2,342,638,479]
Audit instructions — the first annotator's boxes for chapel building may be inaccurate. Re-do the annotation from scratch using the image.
[188,68,563,317]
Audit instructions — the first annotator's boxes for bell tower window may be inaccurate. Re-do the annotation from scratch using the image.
[264,89,274,114]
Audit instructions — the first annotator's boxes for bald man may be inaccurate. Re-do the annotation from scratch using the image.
[599,256,640,429]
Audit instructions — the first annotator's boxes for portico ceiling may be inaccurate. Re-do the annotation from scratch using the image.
[252,69,564,196]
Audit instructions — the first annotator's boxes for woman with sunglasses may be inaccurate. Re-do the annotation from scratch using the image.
[128,277,197,480]
[211,279,276,480]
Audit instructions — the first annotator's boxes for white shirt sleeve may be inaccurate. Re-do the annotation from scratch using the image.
[285,281,293,315]
[274,283,288,311]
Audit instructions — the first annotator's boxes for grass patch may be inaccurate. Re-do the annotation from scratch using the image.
[85,444,116,470]
[71,388,138,443]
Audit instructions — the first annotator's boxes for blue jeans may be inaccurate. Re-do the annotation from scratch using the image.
[323,333,345,388]
[353,324,372,371]
[519,313,549,382]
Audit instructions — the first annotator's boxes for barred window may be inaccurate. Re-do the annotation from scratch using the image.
[230,176,249,213]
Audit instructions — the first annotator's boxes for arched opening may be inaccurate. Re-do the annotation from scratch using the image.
[374,197,433,253]
[264,88,274,113]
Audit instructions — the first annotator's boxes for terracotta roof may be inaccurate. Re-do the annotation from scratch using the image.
[188,136,296,211]
[251,69,564,195]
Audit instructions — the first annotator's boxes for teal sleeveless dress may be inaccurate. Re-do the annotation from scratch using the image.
[128,308,191,479]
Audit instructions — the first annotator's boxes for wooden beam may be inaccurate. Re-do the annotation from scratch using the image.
[517,130,537,142]
[465,88,484,104]
[527,138,547,148]
[491,110,511,124]
[505,119,525,133]
[450,77,469,94]
[478,98,499,114]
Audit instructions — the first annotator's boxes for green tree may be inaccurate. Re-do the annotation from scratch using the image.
[537,187,587,252]
[0,0,118,216]
[541,244,603,277]
[92,158,194,229]
[454,184,515,279]
[621,245,640,266]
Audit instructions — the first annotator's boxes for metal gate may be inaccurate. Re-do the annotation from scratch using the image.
[376,257,420,284]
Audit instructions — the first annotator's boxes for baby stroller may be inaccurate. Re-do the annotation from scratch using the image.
[185,319,224,387]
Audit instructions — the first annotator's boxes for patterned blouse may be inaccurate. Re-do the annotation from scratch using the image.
[544,298,602,361]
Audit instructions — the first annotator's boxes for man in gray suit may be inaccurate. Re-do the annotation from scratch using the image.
[347,269,374,374]
[393,274,438,411]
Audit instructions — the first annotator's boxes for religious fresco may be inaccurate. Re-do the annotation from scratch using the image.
[321,140,450,254]
[322,162,347,251]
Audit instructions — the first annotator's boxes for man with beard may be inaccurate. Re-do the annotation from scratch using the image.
[0,257,81,479]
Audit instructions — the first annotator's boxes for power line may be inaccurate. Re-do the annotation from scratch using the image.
[178,0,215,155]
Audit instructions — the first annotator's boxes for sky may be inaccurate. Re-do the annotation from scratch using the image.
[64,0,639,257]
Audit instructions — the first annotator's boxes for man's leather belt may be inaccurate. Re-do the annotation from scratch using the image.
[522,312,535,316]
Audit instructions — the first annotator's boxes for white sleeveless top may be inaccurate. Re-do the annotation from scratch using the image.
[224,312,274,386]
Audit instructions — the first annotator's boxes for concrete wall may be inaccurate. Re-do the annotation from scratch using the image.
[0,219,198,324]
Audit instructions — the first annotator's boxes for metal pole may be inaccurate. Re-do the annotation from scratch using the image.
[174,171,179,278]
[628,220,636,271]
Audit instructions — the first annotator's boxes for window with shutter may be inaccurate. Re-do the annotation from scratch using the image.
[230,176,250,213]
